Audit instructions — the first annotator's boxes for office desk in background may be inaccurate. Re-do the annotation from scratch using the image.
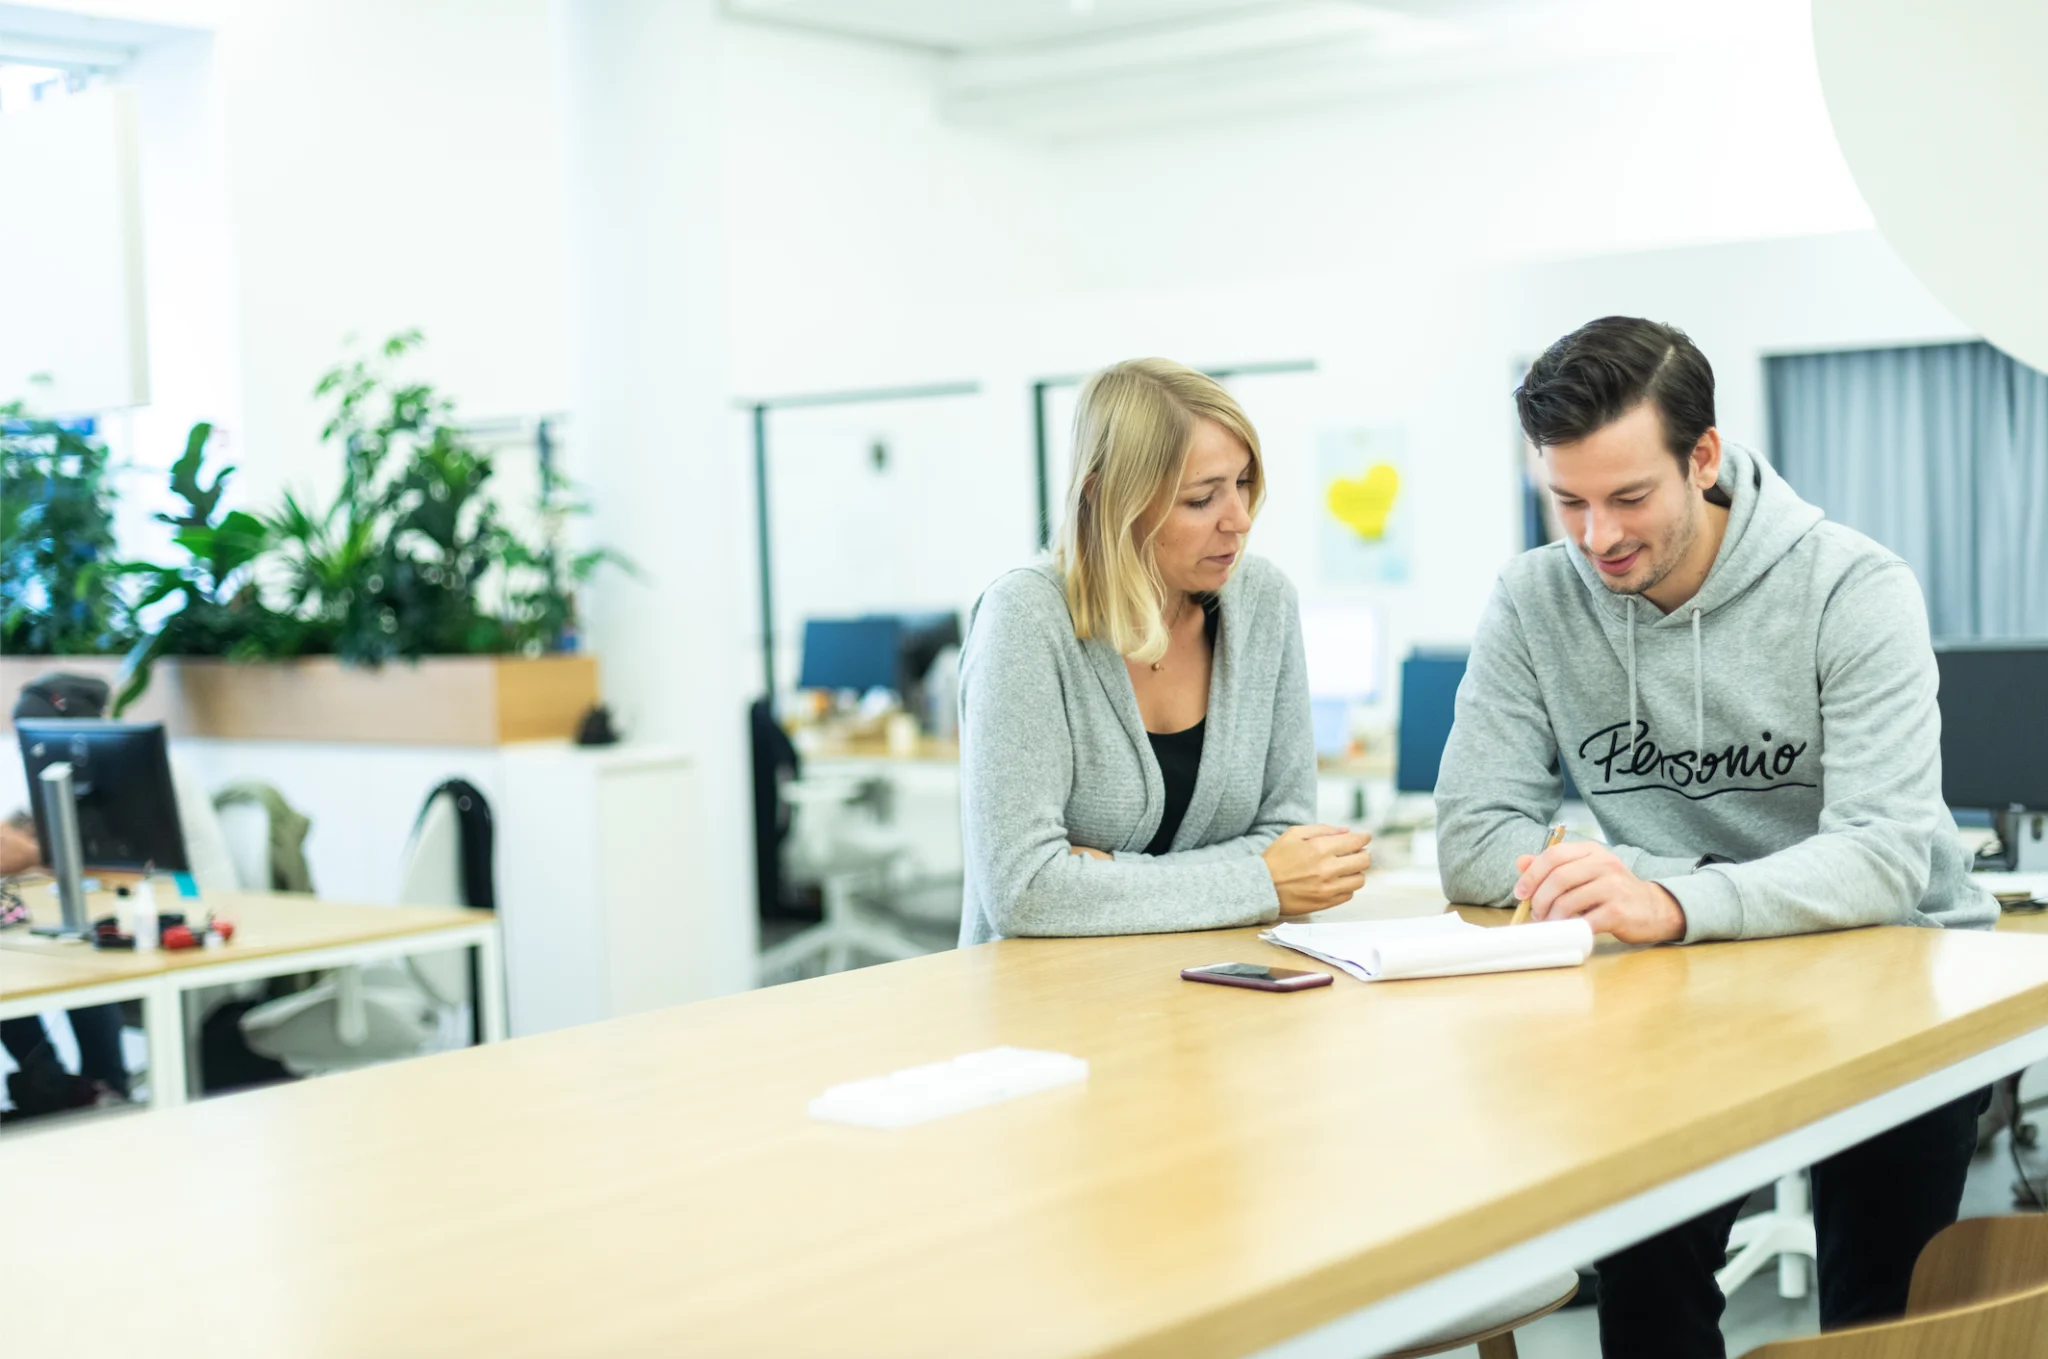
[0,889,502,1107]
[801,732,966,887]
[795,734,1400,883]
[7,882,2048,1358]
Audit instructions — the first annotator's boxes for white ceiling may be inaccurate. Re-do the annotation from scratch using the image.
[721,0,1696,56]
[0,3,208,67]
[725,0,1311,53]
[725,0,1808,138]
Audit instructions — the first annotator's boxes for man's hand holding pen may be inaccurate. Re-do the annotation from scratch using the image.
[1514,841,1688,944]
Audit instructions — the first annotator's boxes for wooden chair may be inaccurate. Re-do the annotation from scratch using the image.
[1381,1271,1578,1358]
[1741,1213,2048,1357]
[1905,1213,2048,1315]
[1739,1280,2048,1355]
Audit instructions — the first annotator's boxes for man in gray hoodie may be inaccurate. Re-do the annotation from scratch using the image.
[1436,317,1996,1358]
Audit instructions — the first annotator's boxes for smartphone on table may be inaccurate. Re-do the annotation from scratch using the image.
[1180,962,1332,992]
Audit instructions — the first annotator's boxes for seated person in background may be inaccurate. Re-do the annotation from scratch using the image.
[958,357,1368,945]
[1435,316,1996,1357]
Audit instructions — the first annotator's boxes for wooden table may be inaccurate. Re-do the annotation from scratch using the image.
[6,897,2048,1358]
[0,888,502,1106]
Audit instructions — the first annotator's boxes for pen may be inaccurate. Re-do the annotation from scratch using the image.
[1510,824,1569,925]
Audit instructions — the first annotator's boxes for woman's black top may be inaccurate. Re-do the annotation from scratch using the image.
[1142,598,1220,856]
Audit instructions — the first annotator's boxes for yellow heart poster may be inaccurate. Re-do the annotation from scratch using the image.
[1326,462,1401,541]
[1318,428,1410,584]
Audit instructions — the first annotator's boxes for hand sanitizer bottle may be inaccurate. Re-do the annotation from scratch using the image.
[133,873,159,951]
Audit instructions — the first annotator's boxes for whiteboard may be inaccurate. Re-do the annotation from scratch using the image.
[0,85,149,414]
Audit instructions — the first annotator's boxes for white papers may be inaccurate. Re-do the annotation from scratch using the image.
[808,1047,1088,1129]
[1262,914,1594,983]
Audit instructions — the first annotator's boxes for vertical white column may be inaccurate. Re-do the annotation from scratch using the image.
[553,0,757,999]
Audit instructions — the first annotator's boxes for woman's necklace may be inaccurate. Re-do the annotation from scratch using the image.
[1151,596,1193,672]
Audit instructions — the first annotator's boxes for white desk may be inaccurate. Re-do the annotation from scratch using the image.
[0,889,502,1106]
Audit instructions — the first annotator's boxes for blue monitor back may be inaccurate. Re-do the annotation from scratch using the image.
[1396,650,1468,793]
[1396,648,1580,799]
[799,617,904,694]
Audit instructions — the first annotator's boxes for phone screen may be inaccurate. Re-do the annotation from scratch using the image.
[1191,963,1315,981]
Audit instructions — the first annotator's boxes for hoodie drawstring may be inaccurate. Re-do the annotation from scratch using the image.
[1624,601,1707,757]
[1626,598,1638,764]
[1691,606,1705,752]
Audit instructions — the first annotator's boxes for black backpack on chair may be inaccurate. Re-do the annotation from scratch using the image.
[418,778,496,912]
[414,778,495,1044]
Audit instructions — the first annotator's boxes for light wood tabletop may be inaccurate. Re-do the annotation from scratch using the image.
[0,948,146,1006]
[7,896,2048,1358]
[0,886,494,979]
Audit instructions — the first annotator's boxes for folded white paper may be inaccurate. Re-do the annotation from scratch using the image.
[1262,914,1593,982]
[808,1046,1088,1129]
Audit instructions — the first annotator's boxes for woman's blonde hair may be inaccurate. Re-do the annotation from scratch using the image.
[1055,358,1265,664]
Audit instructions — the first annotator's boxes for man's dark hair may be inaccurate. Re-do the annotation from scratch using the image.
[1516,316,1716,465]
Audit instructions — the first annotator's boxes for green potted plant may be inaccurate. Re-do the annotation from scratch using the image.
[113,422,312,713]
[0,397,133,657]
[111,332,625,745]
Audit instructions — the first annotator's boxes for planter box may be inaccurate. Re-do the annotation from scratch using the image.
[0,653,600,746]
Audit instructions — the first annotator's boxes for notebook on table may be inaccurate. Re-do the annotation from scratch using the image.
[1261,914,1594,983]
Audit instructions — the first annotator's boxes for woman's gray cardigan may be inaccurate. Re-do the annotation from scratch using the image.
[957,555,1316,945]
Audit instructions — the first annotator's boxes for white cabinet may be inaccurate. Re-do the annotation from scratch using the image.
[169,739,750,1036]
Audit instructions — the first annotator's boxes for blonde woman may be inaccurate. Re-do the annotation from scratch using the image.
[957,358,1370,945]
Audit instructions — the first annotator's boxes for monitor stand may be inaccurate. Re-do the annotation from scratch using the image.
[28,761,90,939]
[1997,809,2048,874]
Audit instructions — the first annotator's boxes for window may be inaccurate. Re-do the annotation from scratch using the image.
[1767,341,2048,639]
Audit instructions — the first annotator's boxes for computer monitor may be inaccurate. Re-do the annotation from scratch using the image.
[16,719,187,873]
[1935,641,2048,813]
[1396,650,1468,793]
[798,617,904,695]
[1396,649,1579,800]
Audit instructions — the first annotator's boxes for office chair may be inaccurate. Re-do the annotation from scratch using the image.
[757,772,926,981]
[752,698,933,982]
[239,782,484,1072]
[1719,1174,1819,1300]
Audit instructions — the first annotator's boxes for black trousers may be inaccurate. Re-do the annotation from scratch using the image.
[0,1005,130,1097]
[1594,1087,1988,1359]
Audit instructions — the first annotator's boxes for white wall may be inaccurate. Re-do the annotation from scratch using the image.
[210,0,572,513]
[1502,232,1970,458]
[58,2,575,575]
[99,28,238,565]
[718,23,1066,396]
[708,8,1967,716]
[0,85,148,414]
[10,3,1988,902]
[93,4,1970,704]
